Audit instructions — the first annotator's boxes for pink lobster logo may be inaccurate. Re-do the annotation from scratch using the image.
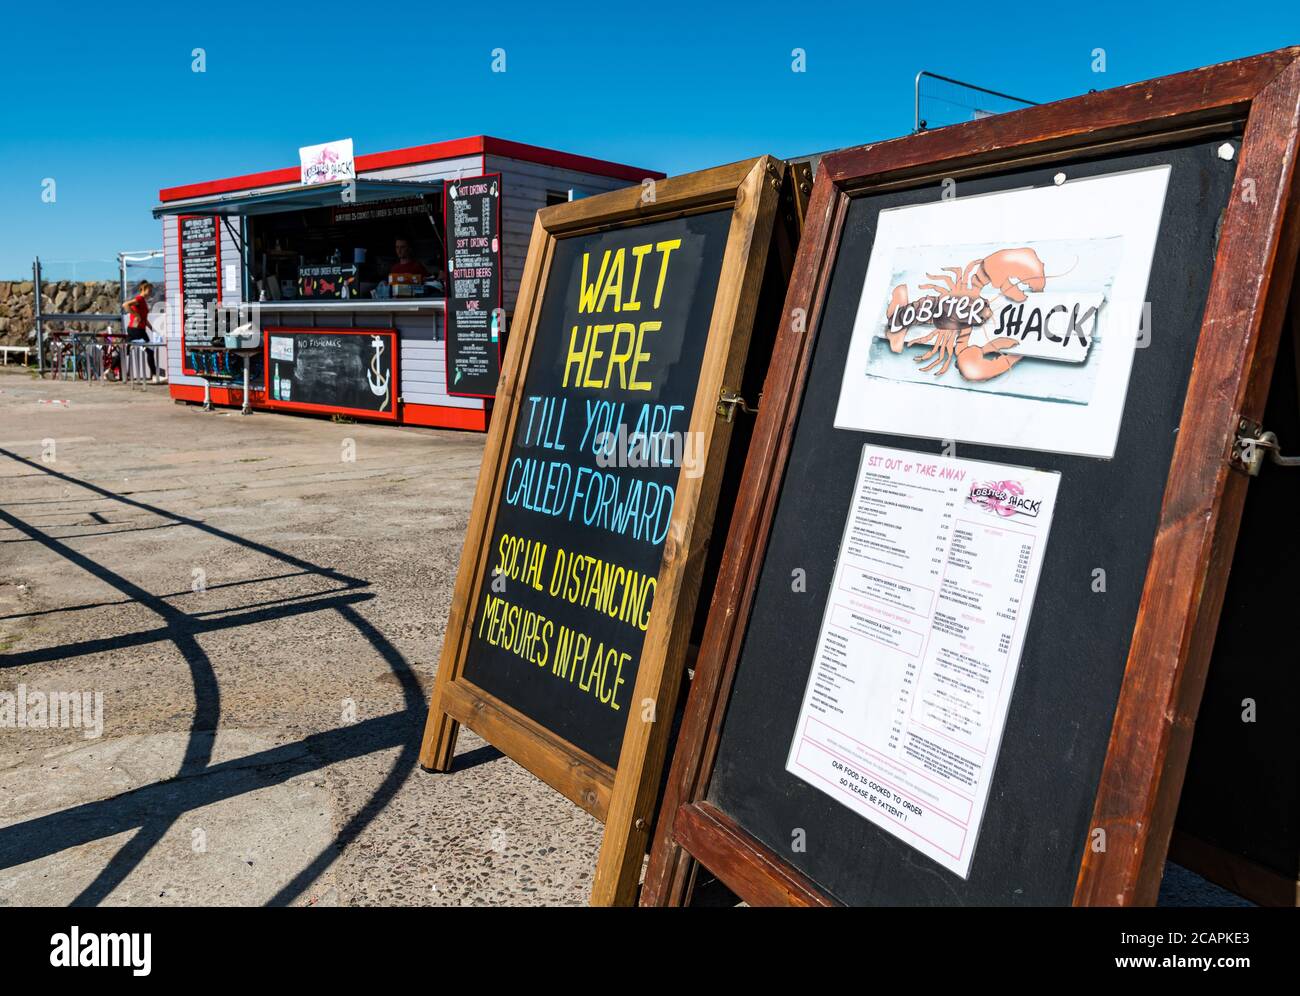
[969,479,1040,518]
[886,247,1047,382]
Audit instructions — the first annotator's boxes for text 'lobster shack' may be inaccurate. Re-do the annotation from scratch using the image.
[152,136,662,429]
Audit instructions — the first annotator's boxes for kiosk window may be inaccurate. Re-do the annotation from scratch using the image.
[247,194,445,301]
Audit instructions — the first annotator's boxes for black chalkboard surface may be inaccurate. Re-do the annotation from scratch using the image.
[459,209,733,767]
[704,138,1237,905]
[179,214,221,359]
[264,328,397,420]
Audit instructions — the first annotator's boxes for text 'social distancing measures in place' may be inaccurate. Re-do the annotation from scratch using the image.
[462,211,730,766]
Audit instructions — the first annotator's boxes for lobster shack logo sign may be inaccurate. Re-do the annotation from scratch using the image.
[968,479,1043,519]
[883,246,1106,381]
[300,138,355,186]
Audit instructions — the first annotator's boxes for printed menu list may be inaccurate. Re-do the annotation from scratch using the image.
[785,443,1060,878]
[180,215,220,346]
[445,174,502,397]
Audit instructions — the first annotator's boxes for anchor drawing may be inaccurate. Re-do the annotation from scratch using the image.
[368,335,390,409]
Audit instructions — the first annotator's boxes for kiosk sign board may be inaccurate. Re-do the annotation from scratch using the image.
[263,327,397,421]
[299,138,355,186]
[445,173,504,398]
[178,213,222,372]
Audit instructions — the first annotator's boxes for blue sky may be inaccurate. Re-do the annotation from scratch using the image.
[1,1,1296,279]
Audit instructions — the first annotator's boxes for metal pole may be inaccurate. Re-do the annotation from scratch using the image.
[914,71,924,133]
[33,257,43,375]
[118,252,129,381]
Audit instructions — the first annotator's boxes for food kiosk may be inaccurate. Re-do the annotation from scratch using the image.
[153,136,661,430]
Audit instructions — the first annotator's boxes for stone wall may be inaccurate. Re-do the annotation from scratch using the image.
[0,281,130,349]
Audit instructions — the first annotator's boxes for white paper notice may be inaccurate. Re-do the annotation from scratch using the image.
[785,444,1060,878]
[833,165,1170,458]
[269,336,293,362]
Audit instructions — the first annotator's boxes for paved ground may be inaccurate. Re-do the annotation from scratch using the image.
[0,370,1249,906]
[0,371,602,906]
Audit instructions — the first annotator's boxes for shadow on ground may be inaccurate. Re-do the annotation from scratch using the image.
[0,445,463,906]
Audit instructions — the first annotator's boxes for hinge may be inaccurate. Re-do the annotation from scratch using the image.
[1232,417,1300,476]
[716,388,759,423]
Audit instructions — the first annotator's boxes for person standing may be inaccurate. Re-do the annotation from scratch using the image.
[388,239,428,282]
[122,280,158,382]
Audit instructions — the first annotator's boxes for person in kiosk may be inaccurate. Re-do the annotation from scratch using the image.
[386,238,447,296]
[388,238,426,291]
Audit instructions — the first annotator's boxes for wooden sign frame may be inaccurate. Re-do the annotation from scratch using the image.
[642,48,1300,907]
[1170,288,1300,907]
[419,156,798,905]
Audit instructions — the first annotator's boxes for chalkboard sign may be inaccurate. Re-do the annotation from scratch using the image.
[420,157,804,905]
[263,327,398,421]
[178,214,222,367]
[643,49,1300,907]
[458,208,731,764]
[445,173,503,398]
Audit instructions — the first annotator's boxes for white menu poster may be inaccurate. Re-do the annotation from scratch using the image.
[785,444,1060,878]
[833,165,1170,458]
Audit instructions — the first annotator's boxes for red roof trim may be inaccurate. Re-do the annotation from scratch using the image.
[159,165,302,203]
[356,136,485,173]
[158,135,662,202]
[481,137,665,183]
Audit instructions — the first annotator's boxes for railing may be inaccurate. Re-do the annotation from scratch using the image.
[43,331,167,383]
[914,71,1038,132]
[31,251,163,376]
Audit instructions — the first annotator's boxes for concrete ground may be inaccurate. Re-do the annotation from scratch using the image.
[0,370,602,906]
[0,369,1249,907]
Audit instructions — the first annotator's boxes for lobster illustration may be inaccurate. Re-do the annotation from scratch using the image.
[970,479,1027,518]
[886,247,1047,382]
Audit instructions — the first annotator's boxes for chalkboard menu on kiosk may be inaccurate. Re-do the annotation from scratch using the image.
[642,49,1300,907]
[263,328,398,421]
[420,157,806,905]
[178,214,222,370]
[445,174,503,398]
